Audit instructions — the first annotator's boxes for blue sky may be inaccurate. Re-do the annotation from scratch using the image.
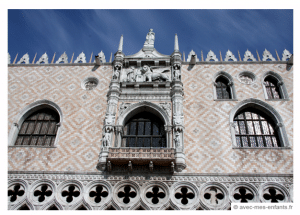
[8,9,293,62]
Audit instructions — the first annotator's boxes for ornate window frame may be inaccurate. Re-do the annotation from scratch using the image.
[116,101,172,148]
[262,71,289,101]
[229,98,291,149]
[8,99,63,148]
[213,71,237,101]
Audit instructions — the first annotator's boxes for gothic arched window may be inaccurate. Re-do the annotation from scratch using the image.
[15,108,60,146]
[215,76,232,99]
[264,76,282,99]
[233,108,280,148]
[122,112,166,147]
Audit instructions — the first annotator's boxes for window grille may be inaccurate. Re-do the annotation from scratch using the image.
[122,112,166,147]
[15,108,59,146]
[215,76,231,99]
[264,76,281,99]
[233,108,280,147]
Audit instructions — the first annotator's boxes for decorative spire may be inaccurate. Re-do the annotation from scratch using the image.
[109,52,112,63]
[174,34,179,51]
[118,35,123,52]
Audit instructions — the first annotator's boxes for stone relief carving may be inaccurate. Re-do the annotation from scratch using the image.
[119,102,132,116]
[186,50,200,62]
[17,53,30,64]
[282,49,292,61]
[36,52,49,64]
[74,52,86,63]
[224,50,237,61]
[262,49,276,61]
[205,50,218,62]
[56,52,68,64]
[243,49,257,61]
[123,65,170,82]
[104,114,115,125]
[159,102,171,117]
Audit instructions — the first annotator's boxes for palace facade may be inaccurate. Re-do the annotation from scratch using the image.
[8,29,293,210]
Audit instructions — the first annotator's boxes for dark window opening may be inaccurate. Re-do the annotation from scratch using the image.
[215,76,231,99]
[15,108,59,146]
[264,76,281,99]
[122,112,166,147]
[233,108,280,148]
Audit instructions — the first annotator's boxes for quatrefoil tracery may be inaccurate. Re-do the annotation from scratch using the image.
[233,187,254,203]
[89,185,108,203]
[263,188,284,203]
[61,185,80,203]
[175,187,195,205]
[8,184,25,202]
[117,185,137,204]
[146,186,166,204]
[34,184,53,202]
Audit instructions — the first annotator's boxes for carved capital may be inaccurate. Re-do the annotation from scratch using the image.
[275,122,283,130]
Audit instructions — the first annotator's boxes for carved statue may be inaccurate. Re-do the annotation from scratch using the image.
[174,132,181,148]
[140,65,170,82]
[127,66,136,82]
[102,131,111,147]
[173,63,181,80]
[112,70,119,80]
[144,29,155,46]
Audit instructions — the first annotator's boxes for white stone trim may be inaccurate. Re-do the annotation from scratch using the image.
[112,180,141,210]
[259,182,290,203]
[83,180,113,209]
[141,181,170,209]
[229,182,259,203]
[261,71,289,100]
[199,182,230,210]
[8,179,29,208]
[8,99,63,147]
[55,180,84,209]
[28,179,56,207]
[229,98,290,148]
[170,181,199,210]
[213,71,237,100]
[237,71,256,85]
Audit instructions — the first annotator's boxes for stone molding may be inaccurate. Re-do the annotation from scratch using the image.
[8,173,293,210]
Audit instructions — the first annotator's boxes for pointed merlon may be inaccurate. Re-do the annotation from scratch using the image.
[275,49,280,61]
[256,50,261,61]
[13,53,18,64]
[89,52,93,63]
[32,53,37,64]
[183,51,185,62]
[201,51,204,62]
[51,53,56,64]
[174,34,179,51]
[118,35,123,52]
[219,51,223,61]
[238,50,242,61]
[70,53,74,63]
[109,52,112,63]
